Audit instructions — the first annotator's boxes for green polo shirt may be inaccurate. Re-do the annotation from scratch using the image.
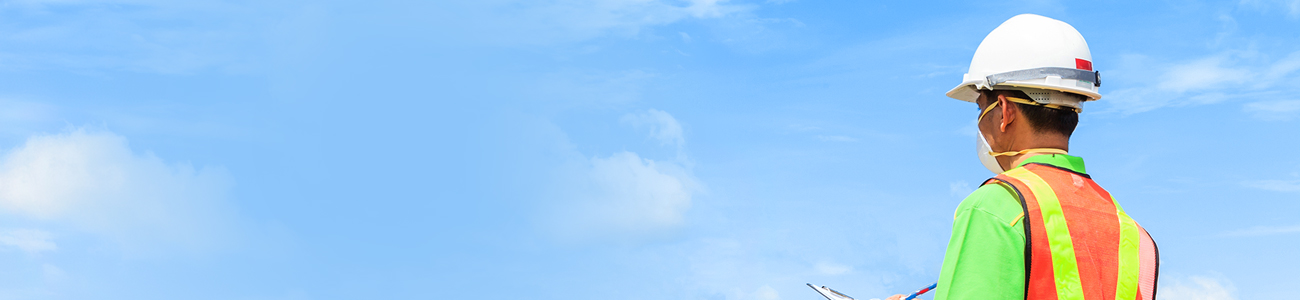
[932,154,1087,300]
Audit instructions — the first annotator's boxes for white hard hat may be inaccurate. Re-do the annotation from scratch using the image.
[947,14,1101,108]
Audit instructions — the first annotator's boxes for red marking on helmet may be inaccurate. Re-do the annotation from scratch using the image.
[1076,59,1093,71]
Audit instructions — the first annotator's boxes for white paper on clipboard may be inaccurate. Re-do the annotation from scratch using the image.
[806,283,856,300]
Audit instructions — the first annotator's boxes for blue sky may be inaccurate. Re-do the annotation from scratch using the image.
[0,0,1297,299]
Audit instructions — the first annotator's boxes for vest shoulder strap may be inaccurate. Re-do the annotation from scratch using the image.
[981,176,1033,296]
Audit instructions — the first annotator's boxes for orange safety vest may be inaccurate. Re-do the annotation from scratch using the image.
[983,163,1159,300]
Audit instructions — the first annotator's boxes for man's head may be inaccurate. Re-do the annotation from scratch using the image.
[976,89,1079,138]
[975,88,1080,172]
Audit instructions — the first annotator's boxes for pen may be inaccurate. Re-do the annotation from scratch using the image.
[903,283,937,300]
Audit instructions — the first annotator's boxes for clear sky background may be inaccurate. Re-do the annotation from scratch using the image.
[0,0,1296,299]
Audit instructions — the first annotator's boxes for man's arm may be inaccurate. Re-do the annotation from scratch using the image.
[931,184,1027,300]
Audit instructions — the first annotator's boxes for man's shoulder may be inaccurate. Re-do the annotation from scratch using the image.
[955,181,1023,220]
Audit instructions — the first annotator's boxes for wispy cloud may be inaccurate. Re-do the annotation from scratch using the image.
[1221,224,1300,237]
[1155,56,1252,93]
[815,135,857,142]
[949,181,974,197]
[533,70,658,108]
[1241,179,1300,192]
[433,0,752,45]
[814,261,853,275]
[42,264,66,282]
[1240,0,1300,18]
[1099,13,1300,117]
[1243,100,1300,120]
[0,98,58,138]
[546,110,701,240]
[0,229,57,254]
[752,285,781,300]
[0,0,267,73]
[580,151,696,230]
[684,238,800,300]
[1102,50,1300,115]
[1159,275,1238,300]
[0,129,236,252]
[623,109,686,147]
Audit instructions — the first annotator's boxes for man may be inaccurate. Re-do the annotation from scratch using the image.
[889,14,1159,300]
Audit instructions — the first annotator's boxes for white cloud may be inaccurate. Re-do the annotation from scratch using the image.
[1155,56,1251,93]
[787,124,821,132]
[815,135,857,142]
[533,70,658,108]
[42,264,66,282]
[1159,276,1238,300]
[677,236,883,300]
[1221,224,1300,237]
[949,181,974,197]
[685,238,795,300]
[587,152,695,229]
[550,151,698,238]
[1243,100,1300,120]
[752,285,781,300]
[679,0,738,18]
[1241,179,1300,192]
[438,0,750,45]
[0,0,265,74]
[1261,51,1300,83]
[1103,49,1300,115]
[814,262,852,275]
[0,129,235,252]
[0,98,58,139]
[0,229,57,254]
[701,16,808,53]
[622,109,686,147]
[547,110,700,239]
[1240,0,1300,18]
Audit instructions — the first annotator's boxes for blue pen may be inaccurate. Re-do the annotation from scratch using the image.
[903,283,938,300]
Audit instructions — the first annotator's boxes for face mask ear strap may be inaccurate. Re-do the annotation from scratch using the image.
[1004,96,1083,113]
[978,98,1001,122]
[977,97,1013,134]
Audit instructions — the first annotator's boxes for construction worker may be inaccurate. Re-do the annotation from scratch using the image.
[888,14,1159,300]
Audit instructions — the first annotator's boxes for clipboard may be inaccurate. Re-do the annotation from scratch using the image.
[806,283,857,300]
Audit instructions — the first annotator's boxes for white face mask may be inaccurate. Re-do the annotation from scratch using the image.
[973,95,1072,175]
[976,131,1004,175]
[976,129,1072,175]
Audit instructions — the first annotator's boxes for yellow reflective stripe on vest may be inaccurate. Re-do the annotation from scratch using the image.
[1004,168,1085,300]
[1114,197,1141,300]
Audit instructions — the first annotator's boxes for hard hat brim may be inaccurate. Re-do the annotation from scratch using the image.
[946,80,984,103]
[947,80,1102,103]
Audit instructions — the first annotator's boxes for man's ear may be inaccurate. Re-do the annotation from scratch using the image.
[998,94,1016,132]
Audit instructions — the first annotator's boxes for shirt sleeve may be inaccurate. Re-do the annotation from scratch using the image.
[932,183,1027,300]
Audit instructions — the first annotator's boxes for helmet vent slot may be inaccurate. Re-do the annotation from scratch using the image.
[1027,92,1051,104]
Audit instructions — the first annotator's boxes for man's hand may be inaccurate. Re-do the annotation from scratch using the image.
[884,295,920,300]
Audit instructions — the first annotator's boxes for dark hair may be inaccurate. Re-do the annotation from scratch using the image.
[983,90,1079,137]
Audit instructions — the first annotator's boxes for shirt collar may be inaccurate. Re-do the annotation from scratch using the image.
[1016,154,1087,174]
